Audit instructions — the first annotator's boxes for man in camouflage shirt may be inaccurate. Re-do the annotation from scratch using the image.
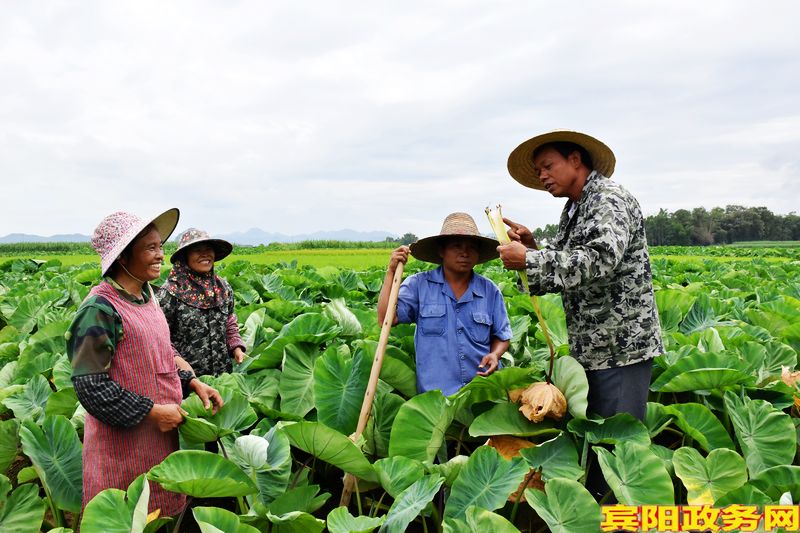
[498,130,663,422]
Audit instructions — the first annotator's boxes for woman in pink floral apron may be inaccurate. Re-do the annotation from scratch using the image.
[66,209,224,519]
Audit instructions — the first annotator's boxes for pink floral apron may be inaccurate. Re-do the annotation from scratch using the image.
[81,281,185,516]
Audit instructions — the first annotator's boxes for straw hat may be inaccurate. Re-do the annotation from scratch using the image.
[91,208,180,276]
[507,130,616,190]
[170,228,233,263]
[410,213,499,264]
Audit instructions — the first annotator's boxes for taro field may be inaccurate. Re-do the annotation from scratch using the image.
[0,247,799,532]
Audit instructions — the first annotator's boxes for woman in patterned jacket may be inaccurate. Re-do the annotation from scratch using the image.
[158,228,246,377]
[67,209,223,518]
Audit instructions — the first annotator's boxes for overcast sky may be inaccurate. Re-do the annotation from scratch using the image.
[1,1,798,239]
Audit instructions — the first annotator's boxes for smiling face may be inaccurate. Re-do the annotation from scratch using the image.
[185,243,216,274]
[438,237,480,274]
[532,146,586,201]
[117,227,164,282]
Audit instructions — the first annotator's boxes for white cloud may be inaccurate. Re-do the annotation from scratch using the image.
[1,0,799,238]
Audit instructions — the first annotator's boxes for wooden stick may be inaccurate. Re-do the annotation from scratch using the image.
[340,261,405,507]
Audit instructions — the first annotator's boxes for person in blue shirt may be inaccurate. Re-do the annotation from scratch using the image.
[378,212,513,396]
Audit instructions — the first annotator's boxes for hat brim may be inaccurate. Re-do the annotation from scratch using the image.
[170,238,233,264]
[507,130,616,190]
[100,208,180,276]
[410,234,500,265]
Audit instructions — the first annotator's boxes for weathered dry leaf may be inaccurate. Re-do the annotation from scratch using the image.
[508,388,525,404]
[485,435,535,460]
[782,365,800,387]
[519,382,567,423]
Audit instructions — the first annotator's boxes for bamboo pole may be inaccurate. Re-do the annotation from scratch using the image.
[340,261,405,507]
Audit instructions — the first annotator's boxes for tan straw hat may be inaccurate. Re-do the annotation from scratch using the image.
[170,228,233,263]
[410,212,499,264]
[507,130,616,190]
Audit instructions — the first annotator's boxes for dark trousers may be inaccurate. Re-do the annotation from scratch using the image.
[584,358,654,501]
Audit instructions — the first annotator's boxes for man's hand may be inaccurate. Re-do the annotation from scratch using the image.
[147,403,187,432]
[389,246,410,271]
[497,241,528,270]
[477,353,500,377]
[190,380,224,414]
[503,217,537,248]
[232,347,246,364]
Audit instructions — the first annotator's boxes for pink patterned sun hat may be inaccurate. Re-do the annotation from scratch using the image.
[91,208,180,275]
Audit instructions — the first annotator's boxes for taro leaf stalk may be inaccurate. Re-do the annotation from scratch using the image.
[485,205,557,382]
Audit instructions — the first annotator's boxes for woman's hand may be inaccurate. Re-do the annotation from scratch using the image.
[190,379,224,414]
[232,347,246,364]
[503,217,537,248]
[147,403,187,432]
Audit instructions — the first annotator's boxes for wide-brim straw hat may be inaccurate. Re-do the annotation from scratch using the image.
[91,208,180,276]
[170,228,233,263]
[507,130,616,190]
[410,212,499,264]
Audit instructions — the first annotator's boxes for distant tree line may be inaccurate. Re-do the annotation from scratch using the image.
[531,206,800,246]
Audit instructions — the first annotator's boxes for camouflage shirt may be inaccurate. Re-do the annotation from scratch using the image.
[157,279,245,377]
[524,171,663,370]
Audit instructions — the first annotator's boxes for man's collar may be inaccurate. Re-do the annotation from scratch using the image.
[430,266,484,301]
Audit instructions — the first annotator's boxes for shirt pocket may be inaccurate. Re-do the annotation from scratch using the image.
[419,304,446,336]
[469,312,492,344]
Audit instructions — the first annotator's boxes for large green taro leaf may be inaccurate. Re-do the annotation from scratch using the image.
[749,465,800,500]
[724,391,796,477]
[264,510,326,533]
[443,506,519,533]
[0,419,19,473]
[656,289,696,332]
[279,342,324,417]
[327,506,385,533]
[225,426,292,507]
[3,373,52,424]
[388,390,456,463]
[249,313,340,371]
[443,445,529,521]
[214,370,280,413]
[364,389,404,458]
[379,475,443,533]
[662,402,735,452]
[595,442,674,505]
[551,356,588,419]
[180,388,258,444]
[314,341,372,435]
[672,447,747,505]
[280,421,377,482]
[0,475,45,533]
[374,456,425,498]
[519,432,583,482]
[567,413,650,446]
[524,478,601,533]
[193,506,261,533]
[19,415,82,513]
[80,474,150,533]
[680,293,731,334]
[649,350,753,392]
[468,402,558,438]
[453,366,536,407]
[148,450,257,497]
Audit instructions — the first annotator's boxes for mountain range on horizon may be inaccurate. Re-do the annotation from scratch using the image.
[0,228,399,246]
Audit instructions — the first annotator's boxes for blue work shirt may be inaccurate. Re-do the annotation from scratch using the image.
[395,266,513,396]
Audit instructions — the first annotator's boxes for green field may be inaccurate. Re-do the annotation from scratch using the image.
[0,248,406,270]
